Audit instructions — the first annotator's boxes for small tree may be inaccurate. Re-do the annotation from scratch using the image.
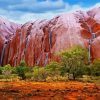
[59,46,88,80]
[16,60,29,80]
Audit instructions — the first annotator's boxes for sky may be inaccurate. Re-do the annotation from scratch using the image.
[0,0,100,24]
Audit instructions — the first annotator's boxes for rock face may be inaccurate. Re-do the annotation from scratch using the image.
[0,7,100,66]
[0,17,21,66]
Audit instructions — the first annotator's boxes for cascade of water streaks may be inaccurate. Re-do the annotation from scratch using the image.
[48,30,52,50]
[87,24,97,63]
[36,53,43,65]
[0,41,8,66]
[36,34,44,66]
[44,52,49,66]
[44,29,52,66]
[88,39,92,63]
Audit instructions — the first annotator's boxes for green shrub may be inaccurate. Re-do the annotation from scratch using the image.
[46,76,54,82]
[59,46,88,80]
[38,67,47,81]
[32,66,47,81]
[46,75,68,82]
[12,67,17,74]
[2,64,13,76]
[25,72,33,80]
[0,67,3,75]
[16,60,29,80]
[91,60,100,76]
[19,60,27,67]
[45,61,60,76]
[56,75,68,81]
[16,66,28,80]
[0,74,20,82]
[32,66,39,81]
[83,65,92,76]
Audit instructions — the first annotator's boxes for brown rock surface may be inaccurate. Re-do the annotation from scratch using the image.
[0,17,20,66]
[0,7,100,66]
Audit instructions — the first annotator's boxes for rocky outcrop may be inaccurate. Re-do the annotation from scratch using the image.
[80,17,100,63]
[0,17,21,66]
[0,7,100,66]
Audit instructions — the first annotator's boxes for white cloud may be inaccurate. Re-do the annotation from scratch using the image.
[18,3,100,24]
[0,1,100,24]
[8,0,66,13]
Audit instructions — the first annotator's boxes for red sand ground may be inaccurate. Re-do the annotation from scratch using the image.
[0,81,99,100]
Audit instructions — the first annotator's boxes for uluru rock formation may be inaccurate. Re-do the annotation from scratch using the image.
[0,7,100,67]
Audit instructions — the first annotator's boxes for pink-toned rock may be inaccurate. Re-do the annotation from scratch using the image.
[0,7,100,66]
[87,7,100,22]
[0,17,21,66]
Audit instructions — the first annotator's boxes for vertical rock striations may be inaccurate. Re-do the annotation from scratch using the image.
[0,7,100,67]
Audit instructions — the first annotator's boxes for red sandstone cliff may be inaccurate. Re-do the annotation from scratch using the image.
[0,7,100,66]
[0,17,21,66]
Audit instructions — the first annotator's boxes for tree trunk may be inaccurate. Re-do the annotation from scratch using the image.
[73,73,76,80]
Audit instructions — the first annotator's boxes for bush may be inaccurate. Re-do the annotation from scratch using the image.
[0,67,3,75]
[59,46,88,80]
[0,74,20,82]
[16,60,29,80]
[25,72,33,81]
[2,64,13,76]
[46,76,53,82]
[46,75,68,82]
[38,67,47,81]
[45,61,60,77]
[83,65,92,76]
[91,60,100,76]
[19,60,27,67]
[32,66,39,81]
[16,66,28,80]
[32,66,47,81]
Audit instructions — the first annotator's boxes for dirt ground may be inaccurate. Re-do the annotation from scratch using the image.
[0,81,99,100]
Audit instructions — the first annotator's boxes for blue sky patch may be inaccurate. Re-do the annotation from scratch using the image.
[0,0,99,23]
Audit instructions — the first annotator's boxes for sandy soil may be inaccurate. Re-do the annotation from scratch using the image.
[0,81,99,100]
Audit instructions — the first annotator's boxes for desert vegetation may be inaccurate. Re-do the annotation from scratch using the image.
[0,46,100,100]
[0,46,99,84]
